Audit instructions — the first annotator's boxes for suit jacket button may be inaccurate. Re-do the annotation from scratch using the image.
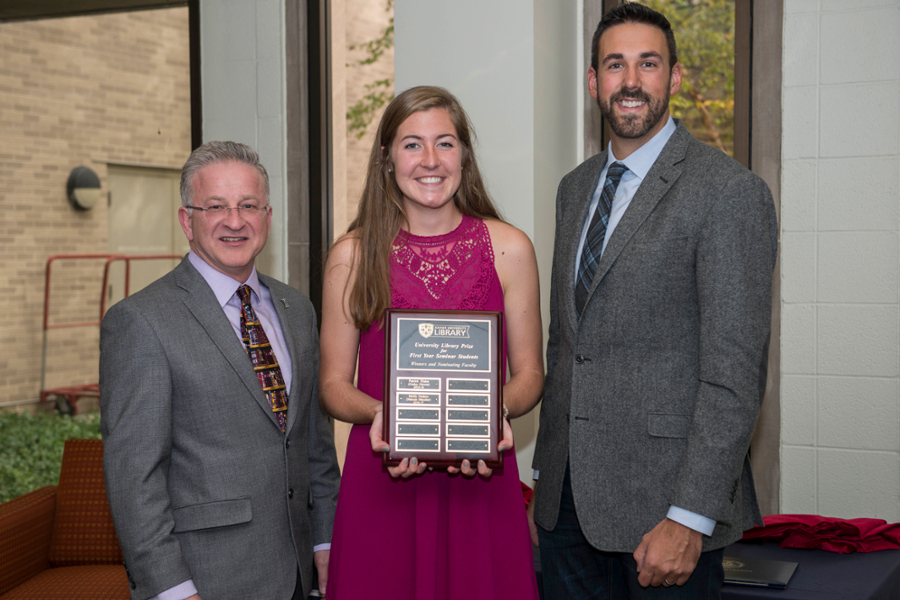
[285,440,291,449]
[288,488,294,499]
[575,354,585,364]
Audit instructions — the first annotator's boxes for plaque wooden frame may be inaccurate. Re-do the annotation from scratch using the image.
[382,308,504,470]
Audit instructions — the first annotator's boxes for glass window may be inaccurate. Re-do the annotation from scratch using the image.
[643,0,736,157]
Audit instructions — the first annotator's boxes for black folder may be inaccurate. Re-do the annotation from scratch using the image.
[723,555,799,589]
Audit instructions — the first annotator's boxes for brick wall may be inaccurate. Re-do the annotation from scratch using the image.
[0,8,190,408]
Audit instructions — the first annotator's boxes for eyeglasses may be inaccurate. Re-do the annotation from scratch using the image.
[186,204,270,219]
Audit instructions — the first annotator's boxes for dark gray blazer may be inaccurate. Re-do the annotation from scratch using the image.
[533,121,776,553]
[100,257,340,600]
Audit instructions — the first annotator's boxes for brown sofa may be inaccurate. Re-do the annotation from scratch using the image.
[0,438,129,599]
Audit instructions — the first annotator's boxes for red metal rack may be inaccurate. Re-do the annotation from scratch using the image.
[40,253,181,414]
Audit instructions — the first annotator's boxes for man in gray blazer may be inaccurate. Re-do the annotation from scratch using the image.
[529,4,777,598]
[101,141,340,600]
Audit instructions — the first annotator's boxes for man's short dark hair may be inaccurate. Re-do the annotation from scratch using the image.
[591,2,678,73]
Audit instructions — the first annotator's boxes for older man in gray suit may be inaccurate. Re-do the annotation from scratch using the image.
[528,4,777,598]
[101,141,340,600]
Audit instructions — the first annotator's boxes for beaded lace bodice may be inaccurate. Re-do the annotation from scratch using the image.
[390,214,494,311]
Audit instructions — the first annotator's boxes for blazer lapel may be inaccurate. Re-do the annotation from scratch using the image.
[175,260,282,430]
[586,124,690,300]
[563,151,608,329]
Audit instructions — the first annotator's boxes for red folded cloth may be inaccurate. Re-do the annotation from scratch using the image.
[742,514,900,553]
[521,481,534,507]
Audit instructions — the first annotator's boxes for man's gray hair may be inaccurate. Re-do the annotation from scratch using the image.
[180,141,270,207]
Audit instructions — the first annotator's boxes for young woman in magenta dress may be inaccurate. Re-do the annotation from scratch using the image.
[319,86,543,599]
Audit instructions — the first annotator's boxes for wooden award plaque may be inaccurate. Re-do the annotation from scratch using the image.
[382,309,503,470]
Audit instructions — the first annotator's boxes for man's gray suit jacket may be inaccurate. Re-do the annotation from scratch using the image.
[100,257,340,600]
[533,121,777,553]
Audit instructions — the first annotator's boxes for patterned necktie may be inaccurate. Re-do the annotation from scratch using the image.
[237,285,288,432]
[575,162,628,316]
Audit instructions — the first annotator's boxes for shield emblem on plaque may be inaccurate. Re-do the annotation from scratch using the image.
[418,323,434,338]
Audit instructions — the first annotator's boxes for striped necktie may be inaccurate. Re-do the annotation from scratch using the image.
[575,162,628,316]
[237,285,288,432]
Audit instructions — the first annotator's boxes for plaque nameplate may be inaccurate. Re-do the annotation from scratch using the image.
[396,439,441,452]
[397,393,441,405]
[397,378,441,391]
[397,423,440,436]
[447,424,490,437]
[447,394,490,406]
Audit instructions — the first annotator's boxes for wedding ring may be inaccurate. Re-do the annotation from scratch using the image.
[664,579,673,586]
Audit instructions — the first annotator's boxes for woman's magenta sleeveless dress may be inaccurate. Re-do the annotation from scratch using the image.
[327,215,540,600]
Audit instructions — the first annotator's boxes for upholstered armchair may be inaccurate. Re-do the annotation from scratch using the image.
[0,438,129,599]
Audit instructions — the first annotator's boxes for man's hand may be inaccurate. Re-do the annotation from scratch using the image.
[633,518,702,587]
[314,549,329,597]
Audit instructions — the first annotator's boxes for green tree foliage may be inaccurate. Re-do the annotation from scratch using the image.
[0,411,102,504]
[347,78,393,140]
[642,0,735,156]
[350,8,394,67]
[346,0,395,139]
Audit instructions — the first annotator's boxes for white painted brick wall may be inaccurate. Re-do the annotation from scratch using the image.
[781,0,900,521]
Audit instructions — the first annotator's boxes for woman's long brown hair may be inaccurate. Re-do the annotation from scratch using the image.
[344,86,503,330]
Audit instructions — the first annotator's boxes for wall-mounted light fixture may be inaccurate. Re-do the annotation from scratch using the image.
[66,166,101,210]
